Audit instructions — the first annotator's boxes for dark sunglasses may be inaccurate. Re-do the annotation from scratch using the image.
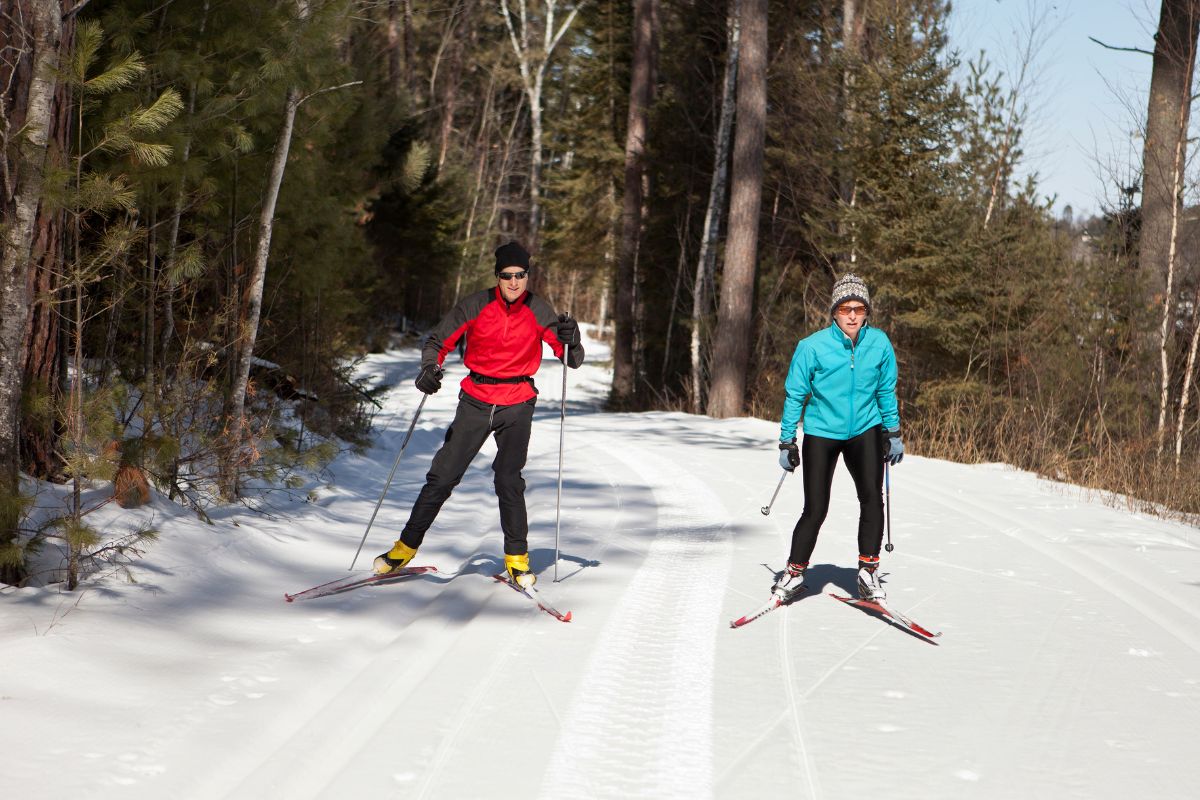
[498,270,529,280]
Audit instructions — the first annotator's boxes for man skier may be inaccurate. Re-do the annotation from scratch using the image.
[373,241,584,587]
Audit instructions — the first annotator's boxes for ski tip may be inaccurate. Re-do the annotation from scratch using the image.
[562,611,573,623]
[284,593,295,603]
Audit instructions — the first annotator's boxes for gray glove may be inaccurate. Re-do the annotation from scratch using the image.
[778,439,800,472]
[883,428,904,466]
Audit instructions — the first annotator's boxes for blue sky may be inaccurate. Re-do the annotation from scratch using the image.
[948,0,1160,220]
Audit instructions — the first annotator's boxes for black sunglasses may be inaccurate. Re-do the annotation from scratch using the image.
[498,270,529,280]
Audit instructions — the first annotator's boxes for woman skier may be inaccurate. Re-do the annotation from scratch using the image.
[770,274,904,603]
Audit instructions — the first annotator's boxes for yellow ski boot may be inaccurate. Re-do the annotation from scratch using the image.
[373,540,418,574]
[504,553,536,589]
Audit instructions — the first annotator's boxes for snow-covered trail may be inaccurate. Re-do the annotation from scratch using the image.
[2,330,1200,799]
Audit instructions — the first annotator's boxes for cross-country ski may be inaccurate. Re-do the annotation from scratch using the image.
[829,592,942,641]
[283,565,438,602]
[492,574,572,622]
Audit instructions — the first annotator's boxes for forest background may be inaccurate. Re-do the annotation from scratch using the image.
[3,0,1199,588]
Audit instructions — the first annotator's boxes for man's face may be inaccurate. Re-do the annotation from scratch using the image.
[497,267,529,302]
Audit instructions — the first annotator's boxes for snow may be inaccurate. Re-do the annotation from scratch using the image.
[3,327,1200,799]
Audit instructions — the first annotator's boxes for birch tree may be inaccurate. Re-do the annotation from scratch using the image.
[690,0,739,413]
[497,0,583,249]
[1,0,64,576]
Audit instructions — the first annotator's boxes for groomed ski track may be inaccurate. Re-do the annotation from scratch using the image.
[3,334,1199,800]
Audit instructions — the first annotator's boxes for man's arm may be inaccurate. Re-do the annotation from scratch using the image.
[422,290,490,367]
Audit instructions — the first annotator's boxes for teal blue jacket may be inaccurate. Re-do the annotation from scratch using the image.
[779,322,900,442]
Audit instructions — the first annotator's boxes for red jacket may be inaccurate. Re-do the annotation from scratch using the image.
[422,288,585,405]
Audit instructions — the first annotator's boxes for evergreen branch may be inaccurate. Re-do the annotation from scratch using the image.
[129,141,173,167]
[76,172,136,214]
[167,241,206,284]
[1087,36,1152,56]
[129,88,184,135]
[69,21,104,85]
[227,123,254,154]
[401,142,432,193]
[85,52,147,95]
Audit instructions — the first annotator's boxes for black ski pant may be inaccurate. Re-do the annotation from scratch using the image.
[787,425,885,565]
[399,391,536,555]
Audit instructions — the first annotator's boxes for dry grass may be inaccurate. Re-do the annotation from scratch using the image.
[909,392,1200,525]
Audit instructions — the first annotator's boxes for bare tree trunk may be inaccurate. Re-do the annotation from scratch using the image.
[1158,105,1190,454]
[225,85,298,496]
[707,0,766,419]
[1141,0,1199,447]
[403,0,416,95]
[475,91,526,274]
[612,0,656,404]
[387,1,404,98]
[455,135,489,304]
[0,0,64,578]
[835,0,868,266]
[223,2,357,496]
[143,202,157,395]
[161,4,208,368]
[431,0,474,170]
[1174,283,1200,468]
[838,0,865,206]
[454,69,498,303]
[598,183,616,335]
[690,1,739,412]
[498,0,582,250]
[661,211,691,387]
[1137,0,1195,443]
[982,4,1050,229]
[21,55,72,482]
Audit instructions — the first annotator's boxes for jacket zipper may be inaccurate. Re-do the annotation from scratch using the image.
[848,335,857,437]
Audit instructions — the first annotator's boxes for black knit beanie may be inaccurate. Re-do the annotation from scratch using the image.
[494,241,531,274]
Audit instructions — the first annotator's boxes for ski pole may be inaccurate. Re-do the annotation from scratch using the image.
[553,320,570,582]
[760,470,789,516]
[883,462,894,552]
[348,393,428,570]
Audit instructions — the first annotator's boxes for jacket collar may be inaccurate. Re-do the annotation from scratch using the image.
[493,286,529,310]
[827,319,869,347]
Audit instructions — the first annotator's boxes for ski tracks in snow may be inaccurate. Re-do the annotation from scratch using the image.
[537,426,735,800]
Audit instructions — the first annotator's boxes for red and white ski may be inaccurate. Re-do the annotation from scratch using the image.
[829,593,941,641]
[492,574,572,622]
[729,588,808,629]
[284,566,438,602]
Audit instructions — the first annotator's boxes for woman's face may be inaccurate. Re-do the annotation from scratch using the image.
[834,301,868,340]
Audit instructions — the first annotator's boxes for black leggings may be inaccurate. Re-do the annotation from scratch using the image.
[787,425,884,565]
[400,391,536,555]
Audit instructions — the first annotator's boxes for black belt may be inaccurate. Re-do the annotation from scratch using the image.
[468,371,533,385]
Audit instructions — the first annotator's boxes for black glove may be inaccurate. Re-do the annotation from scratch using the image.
[555,314,580,346]
[778,439,800,472]
[414,364,443,395]
[883,428,904,466]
